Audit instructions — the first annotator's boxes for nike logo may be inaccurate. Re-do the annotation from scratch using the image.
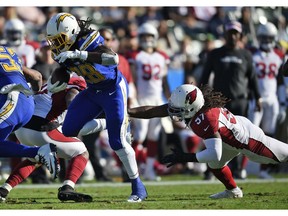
[109,90,116,95]
[204,125,210,131]
[96,38,100,43]
[133,197,140,201]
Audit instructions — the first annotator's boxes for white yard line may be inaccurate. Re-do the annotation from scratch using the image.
[16,178,288,189]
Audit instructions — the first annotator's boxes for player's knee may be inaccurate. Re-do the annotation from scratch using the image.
[81,150,89,159]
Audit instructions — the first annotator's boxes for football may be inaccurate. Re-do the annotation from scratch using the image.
[51,67,70,84]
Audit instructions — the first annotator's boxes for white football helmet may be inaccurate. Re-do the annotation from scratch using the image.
[168,84,205,121]
[138,22,158,49]
[257,22,278,51]
[46,12,80,55]
[4,18,25,47]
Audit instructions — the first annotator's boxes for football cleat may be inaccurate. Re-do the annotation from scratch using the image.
[127,177,148,203]
[209,186,243,199]
[58,185,93,202]
[0,187,8,203]
[35,143,59,179]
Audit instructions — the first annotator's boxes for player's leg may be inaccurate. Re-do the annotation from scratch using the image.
[104,78,147,202]
[144,118,162,181]
[15,127,92,202]
[208,147,243,199]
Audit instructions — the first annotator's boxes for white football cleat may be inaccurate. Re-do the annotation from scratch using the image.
[209,186,243,199]
[35,143,59,179]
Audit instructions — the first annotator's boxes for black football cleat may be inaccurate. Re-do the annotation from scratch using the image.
[0,187,8,202]
[58,185,93,202]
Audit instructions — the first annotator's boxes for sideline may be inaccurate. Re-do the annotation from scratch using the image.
[16,178,288,189]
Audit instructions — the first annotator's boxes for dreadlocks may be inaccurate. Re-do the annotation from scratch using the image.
[200,84,230,110]
[77,17,95,38]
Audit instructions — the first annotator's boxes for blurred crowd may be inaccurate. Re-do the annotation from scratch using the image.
[1,6,288,183]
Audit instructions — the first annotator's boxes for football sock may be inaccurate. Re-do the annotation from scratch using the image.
[146,140,158,157]
[6,159,36,188]
[115,145,139,179]
[209,165,237,190]
[64,154,88,183]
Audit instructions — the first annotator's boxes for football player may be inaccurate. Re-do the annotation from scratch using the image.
[127,22,171,181]
[246,22,286,179]
[128,84,288,199]
[45,12,147,202]
[0,69,95,202]
[2,18,36,68]
[0,45,58,203]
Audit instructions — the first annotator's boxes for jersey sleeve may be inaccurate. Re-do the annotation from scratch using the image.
[190,108,220,139]
[67,74,87,91]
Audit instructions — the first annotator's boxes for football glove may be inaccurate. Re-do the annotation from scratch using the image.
[55,49,88,63]
[161,148,185,168]
[47,77,67,93]
[161,148,198,168]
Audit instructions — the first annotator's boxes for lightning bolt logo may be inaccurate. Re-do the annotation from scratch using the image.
[0,101,14,118]
[56,13,73,30]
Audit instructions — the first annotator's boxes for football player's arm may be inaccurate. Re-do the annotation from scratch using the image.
[55,45,119,66]
[54,88,79,127]
[195,132,222,163]
[128,104,169,119]
[247,53,262,111]
[86,45,119,65]
[22,66,43,92]
[161,133,222,166]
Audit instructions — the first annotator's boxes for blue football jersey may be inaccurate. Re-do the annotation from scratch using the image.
[56,31,121,90]
[0,46,30,89]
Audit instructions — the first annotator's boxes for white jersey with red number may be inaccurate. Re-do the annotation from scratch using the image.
[11,41,36,68]
[190,107,288,165]
[252,49,283,98]
[15,73,87,159]
[129,50,170,100]
[248,49,284,134]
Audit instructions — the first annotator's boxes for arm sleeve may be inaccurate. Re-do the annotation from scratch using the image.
[196,138,222,163]
[247,52,261,100]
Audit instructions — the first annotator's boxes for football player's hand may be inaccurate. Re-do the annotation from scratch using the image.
[55,49,88,63]
[47,77,67,93]
[161,148,185,168]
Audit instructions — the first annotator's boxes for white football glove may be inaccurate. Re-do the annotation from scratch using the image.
[47,77,67,93]
[55,49,88,63]
[278,105,287,124]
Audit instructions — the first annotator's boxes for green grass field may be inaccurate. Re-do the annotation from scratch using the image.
[1,175,288,211]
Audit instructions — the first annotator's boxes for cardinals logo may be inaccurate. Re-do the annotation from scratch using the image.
[56,13,73,30]
[185,89,197,105]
